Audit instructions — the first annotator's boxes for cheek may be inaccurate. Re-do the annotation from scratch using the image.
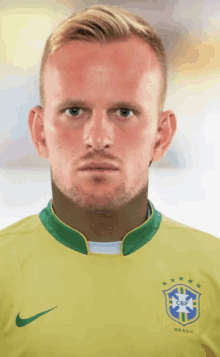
[45,126,73,161]
[49,123,73,147]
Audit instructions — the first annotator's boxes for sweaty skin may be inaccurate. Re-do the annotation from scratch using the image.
[28,36,177,242]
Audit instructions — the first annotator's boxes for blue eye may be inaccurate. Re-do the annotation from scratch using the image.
[117,109,134,118]
[65,108,83,116]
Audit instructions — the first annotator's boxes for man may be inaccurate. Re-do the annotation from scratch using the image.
[0,4,219,356]
[31,36,176,244]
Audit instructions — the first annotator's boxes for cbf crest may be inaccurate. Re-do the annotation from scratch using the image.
[162,284,201,326]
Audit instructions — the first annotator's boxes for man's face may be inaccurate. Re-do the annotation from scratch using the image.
[41,37,162,213]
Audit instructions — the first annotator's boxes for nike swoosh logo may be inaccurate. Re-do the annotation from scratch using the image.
[16,306,58,327]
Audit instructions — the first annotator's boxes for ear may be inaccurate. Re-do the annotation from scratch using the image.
[28,106,48,159]
[152,110,177,162]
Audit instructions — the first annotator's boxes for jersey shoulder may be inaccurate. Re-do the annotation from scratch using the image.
[0,214,41,272]
[160,214,220,253]
[161,214,219,237]
[0,214,40,241]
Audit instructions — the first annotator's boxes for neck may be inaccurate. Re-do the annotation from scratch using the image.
[51,181,149,243]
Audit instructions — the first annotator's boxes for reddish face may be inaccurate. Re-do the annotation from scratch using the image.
[32,37,171,213]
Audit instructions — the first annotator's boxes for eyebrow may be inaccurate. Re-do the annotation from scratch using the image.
[54,99,143,113]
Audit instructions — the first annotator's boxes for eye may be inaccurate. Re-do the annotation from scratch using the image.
[115,108,135,118]
[64,107,83,117]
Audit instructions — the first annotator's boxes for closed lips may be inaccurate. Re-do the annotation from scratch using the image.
[83,167,116,170]
[79,163,119,170]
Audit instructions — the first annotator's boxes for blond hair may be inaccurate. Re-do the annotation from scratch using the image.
[40,4,167,113]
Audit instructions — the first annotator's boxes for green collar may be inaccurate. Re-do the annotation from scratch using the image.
[39,199,162,256]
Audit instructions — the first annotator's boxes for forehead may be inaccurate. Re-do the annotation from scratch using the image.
[44,37,161,100]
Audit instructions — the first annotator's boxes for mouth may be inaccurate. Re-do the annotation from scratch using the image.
[79,162,120,171]
[78,168,120,176]
[81,168,119,171]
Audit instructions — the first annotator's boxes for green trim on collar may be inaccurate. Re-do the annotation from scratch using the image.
[39,199,162,256]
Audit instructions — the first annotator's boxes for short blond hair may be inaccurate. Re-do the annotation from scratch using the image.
[40,4,167,113]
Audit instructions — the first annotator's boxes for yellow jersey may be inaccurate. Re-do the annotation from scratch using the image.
[0,199,219,356]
